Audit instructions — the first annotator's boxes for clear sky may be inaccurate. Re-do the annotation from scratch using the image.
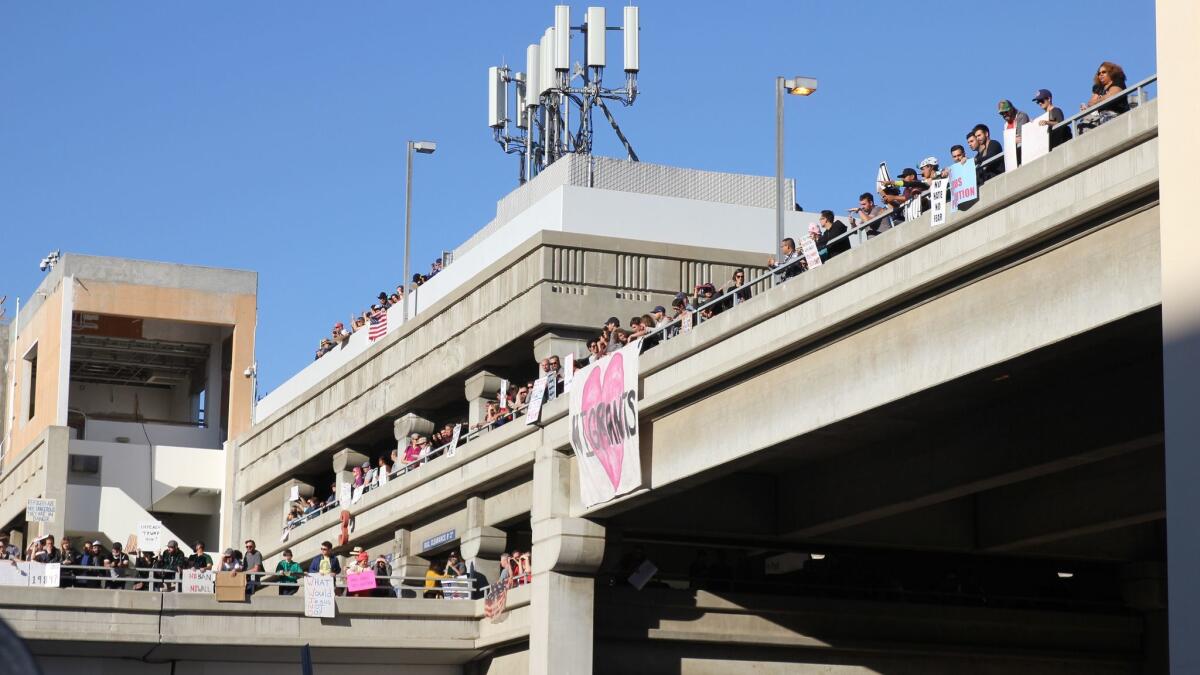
[1,1,1157,393]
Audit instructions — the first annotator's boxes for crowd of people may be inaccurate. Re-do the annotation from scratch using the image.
[314,258,446,360]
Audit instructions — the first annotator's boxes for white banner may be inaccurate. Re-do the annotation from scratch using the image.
[27,562,60,588]
[930,179,948,228]
[1021,112,1051,164]
[182,569,215,594]
[137,522,163,553]
[305,575,336,618]
[339,482,352,506]
[0,561,27,586]
[499,380,509,411]
[1003,126,1019,172]
[25,498,56,523]
[447,423,462,457]
[564,354,575,387]
[568,342,643,508]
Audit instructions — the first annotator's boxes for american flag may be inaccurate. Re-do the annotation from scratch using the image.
[368,308,388,341]
[484,581,508,620]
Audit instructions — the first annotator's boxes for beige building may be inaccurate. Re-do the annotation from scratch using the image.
[0,254,256,554]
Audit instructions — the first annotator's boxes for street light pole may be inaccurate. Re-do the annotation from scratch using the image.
[402,140,437,323]
[403,142,415,323]
[775,77,786,262]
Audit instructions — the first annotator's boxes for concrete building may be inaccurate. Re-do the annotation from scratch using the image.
[2,59,1193,675]
[0,255,256,555]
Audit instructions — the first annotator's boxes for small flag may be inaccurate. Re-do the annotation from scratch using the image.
[484,581,508,620]
[368,308,388,341]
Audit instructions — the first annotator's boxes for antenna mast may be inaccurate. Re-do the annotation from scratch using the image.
[488,5,641,185]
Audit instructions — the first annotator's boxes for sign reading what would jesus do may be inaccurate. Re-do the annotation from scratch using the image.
[568,341,643,508]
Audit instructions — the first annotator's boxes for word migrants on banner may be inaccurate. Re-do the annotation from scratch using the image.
[568,341,643,508]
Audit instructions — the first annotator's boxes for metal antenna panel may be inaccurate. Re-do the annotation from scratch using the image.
[487,4,641,185]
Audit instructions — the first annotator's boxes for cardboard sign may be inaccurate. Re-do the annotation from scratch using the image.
[949,158,979,209]
[563,354,575,387]
[903,193,923,221]
[346,570,377,593]
[1003,126,1019,171]
[568,340,643,508]
[524,375,547,426]
[288,485,301,502]
[27,562,60,587]
[1021,112,1051,164]
[930,179,949,228]
[800,238,823,269]
[304,575,336,618]
[182,569,215,594]
[544,372,557,402]
[25,498,55,523]
[215,571,246,602]
[137,522,163,553]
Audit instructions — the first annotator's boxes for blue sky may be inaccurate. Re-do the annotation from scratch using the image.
[0,1,1157,392]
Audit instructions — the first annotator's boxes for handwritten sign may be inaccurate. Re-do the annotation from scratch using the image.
[447,423,462,458]
[930,179,949,228]
[422,529,457,552]
[182,569,215,594]
[304,575,336,618]
[568,341,643,507]
[1021,112,1051,164]
[0,561,28,586]
[25,498,56,523]
[498,380,509,411]
[137,522,163,553]
[564,354,575,387]
[524,375,547,425]
[680,310,693,333]
[544,372,557,401]
[1003,126,1019,172]
[800,238,823,269]
[338,482,351,506]
[948,158,978,210]
[346,570,377,593]
[288,485,300,502]
[27,562,60,587]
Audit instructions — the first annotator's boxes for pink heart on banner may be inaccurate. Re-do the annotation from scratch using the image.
[580,353,626,491]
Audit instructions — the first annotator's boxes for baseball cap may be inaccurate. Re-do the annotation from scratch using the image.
[91,540,103,546]
[223,548,235,556]
[997,99,1015,113]
[167,540,178,548]
[334,322,344,329]
[919,156,939,169]
[652,305,666,314]
[898,167,917,178]
[350,546,364,554]
[1032,88,1052,102]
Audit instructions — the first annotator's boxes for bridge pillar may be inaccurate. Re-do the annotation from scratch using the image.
[331,447,369,504]
[393,413,435,454]
[532,331,590,363]
[463,370,503,427]
[529,448,605,675]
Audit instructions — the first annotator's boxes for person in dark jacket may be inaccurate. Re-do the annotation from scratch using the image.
[972,124,1005,184]
[815,210,852,261]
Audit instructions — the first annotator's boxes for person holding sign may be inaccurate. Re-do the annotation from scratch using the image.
[0,531,20,561]
[187,541,213,571]
[766,238,803,282]
[104,541,131,589]
[274,549,304,596]
[1032,89,1071,150]
[346,547,374,597]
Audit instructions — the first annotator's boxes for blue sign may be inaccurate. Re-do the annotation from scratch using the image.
[421,529,456,552]
[948,158,979,210]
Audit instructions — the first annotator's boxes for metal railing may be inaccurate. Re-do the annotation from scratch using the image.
[1055,74,1157,137]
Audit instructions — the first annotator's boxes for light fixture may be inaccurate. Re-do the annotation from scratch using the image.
[809,553,826,561]
[785,76,818,96]
[412,141,438,154]
[39,250,61,272]
[1057,571,1074,579]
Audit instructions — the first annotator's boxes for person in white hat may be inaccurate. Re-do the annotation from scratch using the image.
[919,156,940,184]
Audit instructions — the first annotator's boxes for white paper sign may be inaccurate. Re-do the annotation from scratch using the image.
[800,237,823,269]
[27,562,60,587]
[288,485,300,502]
[304,575,336,618]
[339,482,351,506]
[680,310,693,333]
[182,569,215,594]
[568,340,643,508]
[0,561,27,586]
[524,375,547,425]
[378,467,389,485]
[447,423,462,457]
[930,179,949,228]
[25,498,56,523]
[499,380,509,411]
[351,486,363,504]
[1003,126,1019,172]
[544,372,557,401]
[903,193,923,221]
[1021,112,1051,164]
[137,522,163,553]
[563,354,575,387]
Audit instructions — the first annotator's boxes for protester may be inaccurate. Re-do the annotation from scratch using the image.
[104,541,131,589]
[1032,89,1072,150]
[0,531,20,560]
[997,99,1031,146]
[242,539,265,594]
[767,238,802,283]
[966,130,979,154]
[425,559,447,599]
[1078,61,1129,133]
[849,192,891,239]
[32,535,60,564]
[815,210,852,261]
[373,556,395,598]
[880,168,928,222]
[59,537,81,587]
[157,540,186,590]
[275,549,304,596]
[309,541,342,576]
[219,548,243,572]
[346,547,374,597]
[972,124,1005,183]
[77,541,104,588]
[188,541,214,570]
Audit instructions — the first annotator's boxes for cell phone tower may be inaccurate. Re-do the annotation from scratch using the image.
[488,5,641,185]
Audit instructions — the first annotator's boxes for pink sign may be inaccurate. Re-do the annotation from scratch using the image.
[568,342,643,507]
[346,570,377,593]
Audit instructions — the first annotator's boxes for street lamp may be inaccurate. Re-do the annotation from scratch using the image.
[403,140,437,322]
[775,76,818,262]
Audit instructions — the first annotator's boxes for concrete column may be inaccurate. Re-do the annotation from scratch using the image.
[463,370,502,427]
[460,496,506,581]
[331,447,369,502]
[1157,2,1200,671]
[393,413,435,455]
[391,527,426,597]
[532,331,590,363]
[528,448,606,675]
[38,426,70,541]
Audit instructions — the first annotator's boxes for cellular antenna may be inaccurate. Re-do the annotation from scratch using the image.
[487,4,641,185]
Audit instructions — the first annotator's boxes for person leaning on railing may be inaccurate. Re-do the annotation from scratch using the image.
[1077,61,1129,134]
[274,549,303,596]
[59,537,81,587]
[157,540,186,591]
[849,192,892,239]
[815,210,852,261]
[972,124,1005,184]
[766,238,802,283]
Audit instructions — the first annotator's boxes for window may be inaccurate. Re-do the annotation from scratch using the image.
[68,454,101,486]
[22,343,38,423]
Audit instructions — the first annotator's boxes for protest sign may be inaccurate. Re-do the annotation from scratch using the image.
[137,522,163,553]
[627,559,658,591]
[681,310,693,333]
[304,575,336,618]
[182,570,215,594]
[288,485,300,502]
[903,194,923,221]
[563,354,575,387]
[1021,112,1051,164]
[25,498,55,523]
[447,423,462,457]
[524,375,547,425]
[1003,126,1019,171]
[498,380,509,411]
[339,482,352,507]
[351,486,363,504]
[800,237,823,269]
[568,341,643,507]
[346,570,377,594]
[0,561,27,587]
[930,179,949,228]
[26,562,60,587]
[948,159,979,209]
[215,571,246,602]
